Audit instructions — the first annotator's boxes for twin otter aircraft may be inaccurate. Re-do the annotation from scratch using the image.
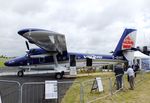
[5,28,137,79]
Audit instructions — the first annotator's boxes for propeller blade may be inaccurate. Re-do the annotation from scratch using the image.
[25,41,30,50]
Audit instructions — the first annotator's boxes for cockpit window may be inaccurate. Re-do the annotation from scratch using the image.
[30,49,36,54]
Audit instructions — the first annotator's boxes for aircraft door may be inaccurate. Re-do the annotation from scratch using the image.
[69,55,77,76]
[86,58,92,66]
[27,57,32,65]
[86,58,93,72]
[70,55,76,66]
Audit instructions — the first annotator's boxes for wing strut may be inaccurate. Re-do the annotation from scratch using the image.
[53,54,58,67]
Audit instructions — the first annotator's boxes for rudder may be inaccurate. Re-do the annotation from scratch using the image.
[113,28,137,57]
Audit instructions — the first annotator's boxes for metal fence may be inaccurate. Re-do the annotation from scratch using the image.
[21,81,83,103]
[107,71,145,103]
[0,80,21,103]
[0,70,146,103]
[82,77,111,103]
[81,70,145,103]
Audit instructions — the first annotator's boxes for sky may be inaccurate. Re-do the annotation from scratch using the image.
[1,0,150,57]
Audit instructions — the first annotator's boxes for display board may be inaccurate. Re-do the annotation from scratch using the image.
[70,67,77,75]
[0,95,2,103]
[45,81,58,99]
[91,77,103,92]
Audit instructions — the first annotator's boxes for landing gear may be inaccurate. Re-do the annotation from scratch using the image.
[55,72,64,79]
[53,53,64,79]
[17,70,24,77]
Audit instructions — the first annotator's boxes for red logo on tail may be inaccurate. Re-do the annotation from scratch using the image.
[122,36,134,49]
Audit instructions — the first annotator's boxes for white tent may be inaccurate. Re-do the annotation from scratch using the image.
[133,51,150,70]
[123,50,150,66]
[134,51,150,58]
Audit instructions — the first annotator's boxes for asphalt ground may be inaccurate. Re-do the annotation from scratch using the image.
[0,67,75,103]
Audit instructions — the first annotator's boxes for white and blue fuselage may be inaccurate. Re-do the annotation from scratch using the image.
[5,48,125,69]
[4,28,137,78]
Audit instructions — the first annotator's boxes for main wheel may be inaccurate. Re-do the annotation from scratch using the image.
[17,70,24,77]
[55,73,63,79]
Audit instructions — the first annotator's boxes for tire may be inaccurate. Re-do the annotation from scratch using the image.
[55,73,63,79]
[17,70,24,77]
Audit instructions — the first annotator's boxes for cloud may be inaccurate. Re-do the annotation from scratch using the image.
[0,0,150,56]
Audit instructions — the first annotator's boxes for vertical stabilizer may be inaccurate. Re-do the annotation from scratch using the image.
[113,28,137,57]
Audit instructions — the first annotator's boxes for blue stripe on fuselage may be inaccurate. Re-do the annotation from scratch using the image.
[5,48,125,67]
[68,52,114,60]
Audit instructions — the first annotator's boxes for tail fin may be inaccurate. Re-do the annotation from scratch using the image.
[113,28,137,57]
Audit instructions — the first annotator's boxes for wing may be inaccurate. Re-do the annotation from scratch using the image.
[18,28,67,54]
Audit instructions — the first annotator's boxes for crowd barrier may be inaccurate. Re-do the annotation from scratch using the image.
[0,70,146,103]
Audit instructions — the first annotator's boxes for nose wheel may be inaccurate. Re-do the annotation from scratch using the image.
[55,72,63,79]
[17,70,24,77]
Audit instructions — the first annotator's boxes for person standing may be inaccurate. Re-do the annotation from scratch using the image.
[114,64,124,90]
[127,66,135,90]
[132,63,139,77]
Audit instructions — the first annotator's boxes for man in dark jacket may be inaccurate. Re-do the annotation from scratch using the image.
[114,64,124,90]
[132,63,139,77]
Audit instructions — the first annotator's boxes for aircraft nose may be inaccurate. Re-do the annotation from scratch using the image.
[4,61,9,66]
[4,60,15,66]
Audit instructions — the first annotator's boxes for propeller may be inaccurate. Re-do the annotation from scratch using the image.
[25,41,30,58]
[25,41,30,50]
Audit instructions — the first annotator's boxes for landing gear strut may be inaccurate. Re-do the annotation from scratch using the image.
[17,70,24,77]
[55,72,64,79]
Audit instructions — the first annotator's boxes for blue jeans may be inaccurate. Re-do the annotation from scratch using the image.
[116,75,123,90]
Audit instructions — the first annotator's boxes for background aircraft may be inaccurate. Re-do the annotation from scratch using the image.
[4,28,137,79]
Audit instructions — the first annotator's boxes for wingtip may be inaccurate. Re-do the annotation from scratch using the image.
[18,28,49,35]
